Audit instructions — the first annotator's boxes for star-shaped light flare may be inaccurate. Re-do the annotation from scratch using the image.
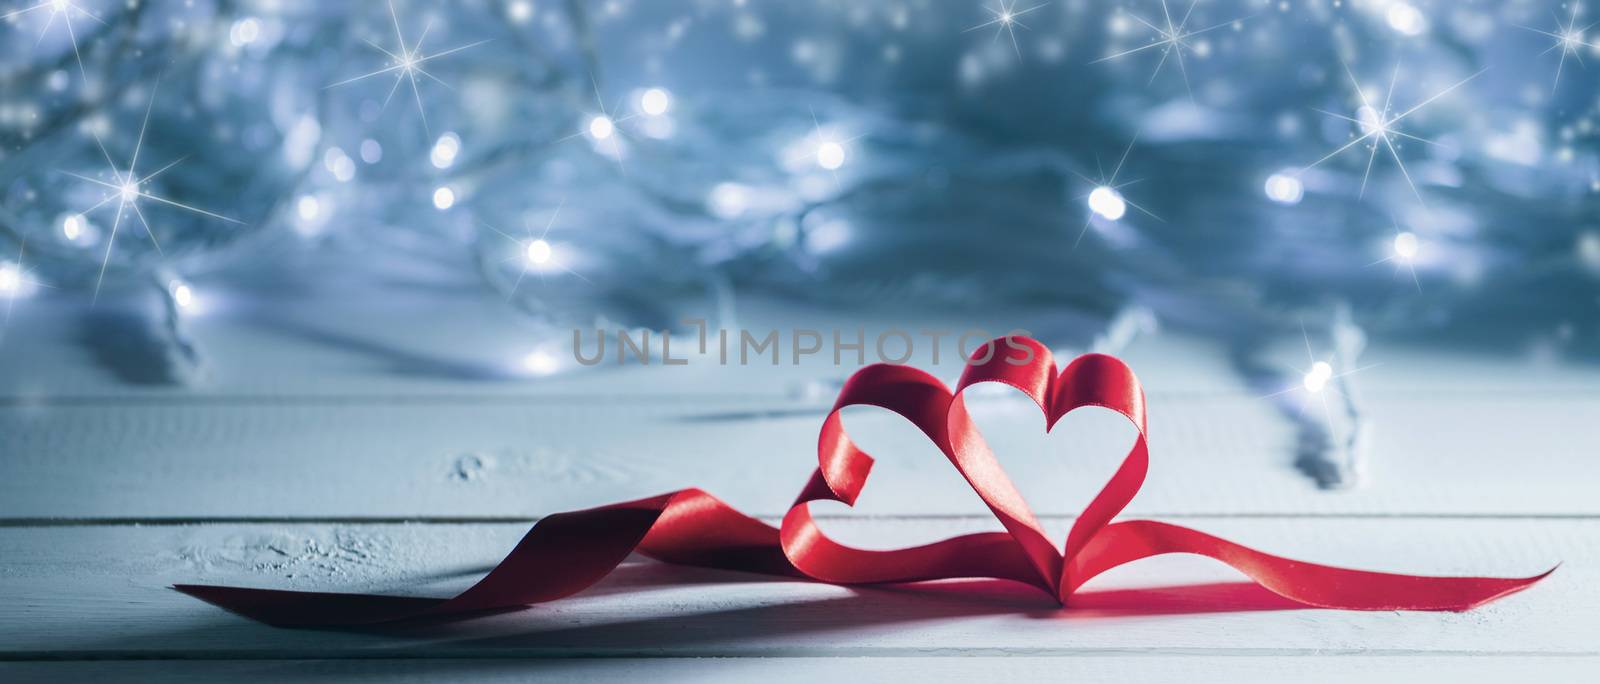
[325,0,489,135]
[1259,322,1381,474]
[1517,2,1600,92]
[1367,216,1423,292]
[1300,60,1485,205]
[2,0,106,80]
[778,106,867,188]
[1090,0,1248,99]
[1070,133,1162,248]
[59,80,242,300]
[964,1,1049,59]
[481,198,590,300]
[1,238,54,346]
[553,78,640,175]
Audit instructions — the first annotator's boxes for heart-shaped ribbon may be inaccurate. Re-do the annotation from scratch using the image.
[177,337,1551,627]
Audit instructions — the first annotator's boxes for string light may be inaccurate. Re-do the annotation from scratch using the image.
[965,1,1049,59]
[1263,323,1377,406]
[432,186,455,210]
[1,0,103,79]
[324,0,489,134]
[324,147,357,182]
[1385,3,1427,37]
[1088,186,1127,220]
[293,194,327,237]
[481,198,587,299]
[1300,60,1484,204]
[0,2,1592,414]
[1366,216,1424,291]
[522,349,559,376]
[816,140,845,170]
[167,278,194,310]
[1091,0,1249,97]
[1393,231,1419,261]
[640,87,671,116]
[0,257,22,346]
[1258,320,1379,489]
[1303,360,1333,393]
[587,115,615,140]
[430,132,461,169]
[1516,2,1600,91]
[557,78,632,172]
[1072,135,1159,246]
[1263,172,1304,204]
[525,238,552,265]
[61,213,84,241]
[60,80,242,299]
[507,0,534,24]
[0,261,20,294]
[229,17,261,47]
[795,105,863,179]
[0,239,46,344]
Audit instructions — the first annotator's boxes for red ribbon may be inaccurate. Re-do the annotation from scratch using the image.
[177,337,1551,627]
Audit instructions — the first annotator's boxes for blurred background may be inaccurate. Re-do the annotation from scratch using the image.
[1,0,1597,491]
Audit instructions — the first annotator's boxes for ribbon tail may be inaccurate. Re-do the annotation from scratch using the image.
[1063,520,1554,611]
[176,488,794,627]
[778,502,1048,591]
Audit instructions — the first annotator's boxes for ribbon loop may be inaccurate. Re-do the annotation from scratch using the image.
[177,336,1551,627]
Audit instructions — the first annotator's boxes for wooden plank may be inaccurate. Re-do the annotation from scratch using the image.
[5,656,1599,683]
[3,391,1596,519]
[0,518,1583,659]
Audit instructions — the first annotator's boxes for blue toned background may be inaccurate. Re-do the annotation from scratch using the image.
[4,0,1596,335]
[4,3,1600,677]
[1,0,1598,486]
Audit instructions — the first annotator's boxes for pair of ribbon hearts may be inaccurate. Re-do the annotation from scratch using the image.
[178,337,1549,627]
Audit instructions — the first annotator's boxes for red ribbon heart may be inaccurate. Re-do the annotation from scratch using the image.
[177,337,1551,627]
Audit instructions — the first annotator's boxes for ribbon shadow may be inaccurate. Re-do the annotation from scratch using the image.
[321,565,1308,651]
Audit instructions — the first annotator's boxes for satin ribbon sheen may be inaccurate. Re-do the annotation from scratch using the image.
[176,337,1551,627]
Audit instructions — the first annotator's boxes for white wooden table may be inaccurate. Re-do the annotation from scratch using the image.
[2,257,1597,681]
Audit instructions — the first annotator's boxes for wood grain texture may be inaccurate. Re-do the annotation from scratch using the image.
[5,275,1597,677]
[6,289,1595,520]
[5,657,1599,684]
[0,518,1579,659]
